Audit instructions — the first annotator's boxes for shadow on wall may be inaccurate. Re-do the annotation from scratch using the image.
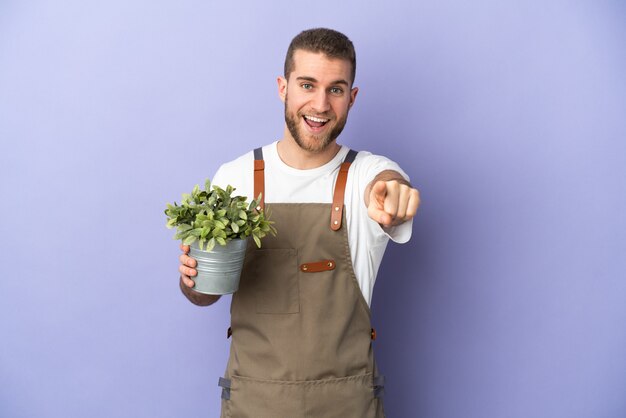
[358,33,445,417]
[372,218,437,418]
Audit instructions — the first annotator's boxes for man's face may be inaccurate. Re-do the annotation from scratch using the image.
[278,50,358,153]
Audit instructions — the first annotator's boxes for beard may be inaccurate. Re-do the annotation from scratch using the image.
[284,95,348,154]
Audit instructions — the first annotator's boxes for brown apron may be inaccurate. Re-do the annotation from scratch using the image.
[219,148,385,418]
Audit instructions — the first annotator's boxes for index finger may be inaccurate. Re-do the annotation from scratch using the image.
[383,181,400,217]
[180,244,190,254]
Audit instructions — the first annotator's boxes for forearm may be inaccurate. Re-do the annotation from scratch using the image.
[179,276,221,306]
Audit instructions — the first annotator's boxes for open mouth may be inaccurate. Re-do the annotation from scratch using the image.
[303,115,330,129]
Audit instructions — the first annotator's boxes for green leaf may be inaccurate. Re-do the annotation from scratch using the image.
[205,238,216,252]
[252,234,261,248]
[166,178,276,247]
[183,235,197,245]
[175,230,191,240]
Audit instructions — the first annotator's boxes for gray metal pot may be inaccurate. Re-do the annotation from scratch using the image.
[189,238,248,295]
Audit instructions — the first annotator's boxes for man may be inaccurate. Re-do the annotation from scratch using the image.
[178,28,419,418]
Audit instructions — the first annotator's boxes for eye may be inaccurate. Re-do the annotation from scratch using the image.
[330,87,344,95]
[301,83,313,90]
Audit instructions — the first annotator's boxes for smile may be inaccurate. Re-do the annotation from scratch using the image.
[303,115,330,129]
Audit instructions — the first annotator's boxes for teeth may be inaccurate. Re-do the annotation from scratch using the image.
[304,115,329,123]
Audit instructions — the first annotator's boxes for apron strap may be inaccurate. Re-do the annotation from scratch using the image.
[218,377,232,400]
[330,149,358,231]
[253,147,358,229]
[253,148,265,211]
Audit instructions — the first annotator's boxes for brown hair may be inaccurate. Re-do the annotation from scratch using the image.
[284,28,356,85]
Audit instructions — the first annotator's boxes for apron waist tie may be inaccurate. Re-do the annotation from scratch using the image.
[218,375,384,400]
[218,377,232,400]
[373,375,385,399]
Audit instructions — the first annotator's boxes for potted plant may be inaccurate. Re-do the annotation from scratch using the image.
[165,179,276,295]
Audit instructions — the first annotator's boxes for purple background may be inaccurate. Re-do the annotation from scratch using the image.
[1,1,625,417]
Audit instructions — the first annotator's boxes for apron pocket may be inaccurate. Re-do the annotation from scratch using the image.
[226,373,378,418]
[251,248,300,314]
[304,372,378,418]
[227,375,305,418]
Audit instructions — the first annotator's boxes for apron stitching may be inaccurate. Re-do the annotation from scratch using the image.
[230,372,374,385]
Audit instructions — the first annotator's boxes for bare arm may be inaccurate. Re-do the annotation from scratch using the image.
[364,170,420,227]
[179,244,221,306]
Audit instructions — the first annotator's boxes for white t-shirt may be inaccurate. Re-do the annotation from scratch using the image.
[212,141,413,306]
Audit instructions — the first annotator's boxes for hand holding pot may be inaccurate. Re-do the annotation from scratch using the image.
[179,244,197,288]
[178,244,222,306]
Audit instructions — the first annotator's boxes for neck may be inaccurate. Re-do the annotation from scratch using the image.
[276,127,341,169]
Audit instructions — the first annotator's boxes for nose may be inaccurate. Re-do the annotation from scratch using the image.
[310,90,330,113]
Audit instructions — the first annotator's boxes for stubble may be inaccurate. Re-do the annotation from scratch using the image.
[284,94,349,154]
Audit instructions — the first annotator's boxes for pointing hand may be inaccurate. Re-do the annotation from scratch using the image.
[367,179,420,227]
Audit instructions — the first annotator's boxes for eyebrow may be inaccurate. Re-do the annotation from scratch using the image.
[296,76,350,86]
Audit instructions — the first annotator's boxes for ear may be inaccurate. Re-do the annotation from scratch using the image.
[277,76,287,103]
[349,86,359,108]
